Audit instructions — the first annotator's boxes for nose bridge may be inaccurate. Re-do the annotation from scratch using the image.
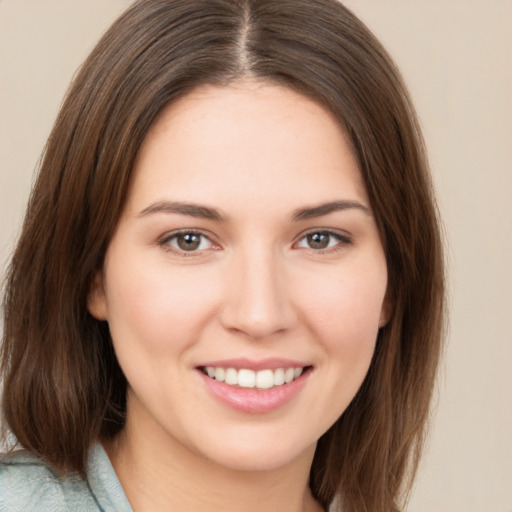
[220,243,295,339]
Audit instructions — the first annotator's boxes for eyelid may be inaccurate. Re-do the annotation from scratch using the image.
[294,228,353,251]
[157,227,352,256]
[158,229,220,256]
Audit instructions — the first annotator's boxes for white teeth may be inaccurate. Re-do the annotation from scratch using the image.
[238,369,256,388]
[256,369,274,389]
[284,368,295,383]
[225,368,238,385]
[203,366,306,389]
[274,368,285,386]
[214,367,225,382]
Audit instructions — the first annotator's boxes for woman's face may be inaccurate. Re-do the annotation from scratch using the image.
[89,82,389,471]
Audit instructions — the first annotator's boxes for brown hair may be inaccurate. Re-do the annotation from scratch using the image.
[1,1,444,510]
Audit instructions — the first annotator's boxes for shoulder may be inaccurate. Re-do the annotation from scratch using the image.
[0,450,99,512]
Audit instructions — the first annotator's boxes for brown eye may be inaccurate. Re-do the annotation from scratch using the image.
[306,232,330,249]
[176,233,201,251]
[296,231,350,251]
[164,231,213,253]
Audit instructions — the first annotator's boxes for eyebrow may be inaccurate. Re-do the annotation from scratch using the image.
[138,201,227,222]
[138,199,370,223]
[291,200,370,221]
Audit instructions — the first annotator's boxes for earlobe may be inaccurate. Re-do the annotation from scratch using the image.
[87,271,108,321]
[378,291,393,328]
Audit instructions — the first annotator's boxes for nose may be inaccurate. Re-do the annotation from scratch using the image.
[219,247,297,340]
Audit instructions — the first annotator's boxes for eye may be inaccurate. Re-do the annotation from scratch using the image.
[296,231,350,251]
[161,231,215,253]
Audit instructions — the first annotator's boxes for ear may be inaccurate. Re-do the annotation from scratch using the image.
[378,289,393,328]
[87,271,108,321]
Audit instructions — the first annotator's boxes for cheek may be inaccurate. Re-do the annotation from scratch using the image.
[103,257,221,356]
[301,265,387,345]
[284,264,387,435]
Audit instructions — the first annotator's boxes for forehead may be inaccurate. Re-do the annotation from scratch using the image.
[126,81,368,214]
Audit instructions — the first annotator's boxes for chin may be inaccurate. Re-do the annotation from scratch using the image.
[195,435,317,473]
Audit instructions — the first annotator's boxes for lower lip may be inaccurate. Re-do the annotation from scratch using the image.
[198,369,311,414]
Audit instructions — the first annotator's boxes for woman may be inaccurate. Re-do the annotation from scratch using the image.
[0,1,445,511]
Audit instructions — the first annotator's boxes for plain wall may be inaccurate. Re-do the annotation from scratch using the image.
[1,1,511,511]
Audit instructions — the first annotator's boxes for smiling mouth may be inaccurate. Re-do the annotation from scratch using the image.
[198,366,312,390]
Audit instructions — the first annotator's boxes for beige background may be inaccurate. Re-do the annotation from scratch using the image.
[1,1,511,511]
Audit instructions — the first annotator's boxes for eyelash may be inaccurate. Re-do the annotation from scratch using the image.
[159,230,217,257]
[158,229,352,257]
[295,229,352,253]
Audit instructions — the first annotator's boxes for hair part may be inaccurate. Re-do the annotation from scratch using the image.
[1,1,445,511]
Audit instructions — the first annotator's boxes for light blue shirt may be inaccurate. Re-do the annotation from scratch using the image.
[0,442,132,511]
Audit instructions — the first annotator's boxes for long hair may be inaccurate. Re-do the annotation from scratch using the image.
[1,1,445,511]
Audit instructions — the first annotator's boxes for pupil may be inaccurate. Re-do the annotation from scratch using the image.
[178,233,200,251]
[308,233,329,249]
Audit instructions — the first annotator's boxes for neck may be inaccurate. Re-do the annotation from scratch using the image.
[105,403,323,512]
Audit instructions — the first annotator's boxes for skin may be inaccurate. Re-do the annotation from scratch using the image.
[88,81,389,512]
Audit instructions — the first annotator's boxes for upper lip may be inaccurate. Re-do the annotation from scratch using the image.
[196,358,311,371]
